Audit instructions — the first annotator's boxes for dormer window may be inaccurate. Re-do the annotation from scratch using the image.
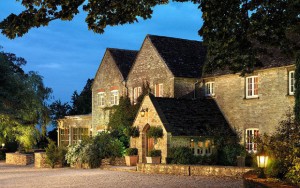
[205,82,215,97]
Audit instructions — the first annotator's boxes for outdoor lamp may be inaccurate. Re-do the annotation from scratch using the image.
[140,108,148,117]
[256,149,268,178]
[1,143,5,149]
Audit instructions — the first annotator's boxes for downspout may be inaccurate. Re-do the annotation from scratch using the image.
[194,80,199,99]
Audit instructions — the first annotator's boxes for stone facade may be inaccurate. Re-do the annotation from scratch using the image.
[137,163,253,178]
[202,65,295,141]
[127,38,175,100]
[92,50,127,133]
[6,153,34,165]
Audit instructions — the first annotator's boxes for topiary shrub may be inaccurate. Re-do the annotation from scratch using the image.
[45,140,66,168]
[125,148,138,156]
[148,149,161,157]
[124,127,139,138]
[147,127,163,139]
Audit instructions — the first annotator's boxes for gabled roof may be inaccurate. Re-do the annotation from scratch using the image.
[147,35,206,78]
[108,48,138,79]
[149,95,233,136]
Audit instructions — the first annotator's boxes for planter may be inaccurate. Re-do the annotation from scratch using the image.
[146,156,161,164]
[125,155,138,166]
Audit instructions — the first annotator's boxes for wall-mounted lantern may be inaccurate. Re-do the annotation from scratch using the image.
[257,148,268,178]
[140,108,148,117]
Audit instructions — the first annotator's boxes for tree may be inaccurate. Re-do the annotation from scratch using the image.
[69,78,93,115]
[49,100,71,126]
[0,47,52,151]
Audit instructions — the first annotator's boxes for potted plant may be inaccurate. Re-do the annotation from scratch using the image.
[147,127,163,140]
[146,149,161,164]
[125,148,138,166]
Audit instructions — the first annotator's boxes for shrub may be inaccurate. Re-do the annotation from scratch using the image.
[218,144,245,166]
[148,149,161,157]
[147,127,163,139]
[168,147,196,164]
[125,148,138,156]
[45,140,67,168]
[66,131,124,168]
[124,127,139,138]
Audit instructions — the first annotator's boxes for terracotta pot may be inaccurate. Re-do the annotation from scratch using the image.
[125,155,138,166]
[146,156,161,164]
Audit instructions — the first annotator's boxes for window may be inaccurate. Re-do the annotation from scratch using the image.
[72,128,89,144]
[110,90,119,105]
[97,92,105,106]
[205,82,215,96]
[155,84,163,97]
[190,139,213,156]
[245,128,259,153]
[133,87,142,104]
[60,128,69,146]
[246,76,258,98]
[289,71,295,95]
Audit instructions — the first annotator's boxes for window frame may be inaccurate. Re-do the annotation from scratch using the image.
[245,128,259,153]
[155,83,163,97]
[205,82,215,97]
[246,76,259,99]
[133,87,142,104]
[97,92,105,106]
[110,90,119,105]
[289,71,295,95]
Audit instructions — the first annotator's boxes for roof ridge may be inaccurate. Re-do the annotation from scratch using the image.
[107,47,138,52]
[147,34,202,43]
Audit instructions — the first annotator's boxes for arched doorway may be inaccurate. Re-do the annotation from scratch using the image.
[142,124,154,163]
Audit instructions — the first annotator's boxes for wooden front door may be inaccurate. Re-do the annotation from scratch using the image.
[147,137,154,155]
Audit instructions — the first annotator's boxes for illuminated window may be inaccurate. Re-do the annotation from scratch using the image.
[190,139,213,156]
[245,128,259,153]
[155,84,163,97]
[97,92,105,106]
[289,71,295,95]
[205,82,215,96]
[110,90,119,105]
[246,76,258,98]
[72,128,89,144]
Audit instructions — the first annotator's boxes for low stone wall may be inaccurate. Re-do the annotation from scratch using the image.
[101,157,126,166]
[190,165,253,178]
[137,163,253,178]
[138,163,190,176]
[34,152,62,168]
[6,153,34,165]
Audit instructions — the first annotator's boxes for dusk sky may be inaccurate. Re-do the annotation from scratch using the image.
[0,1,203,103]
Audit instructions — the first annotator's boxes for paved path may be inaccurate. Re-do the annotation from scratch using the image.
[0,162,243,188]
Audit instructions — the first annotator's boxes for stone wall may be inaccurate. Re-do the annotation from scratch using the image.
[203,66,295,136]
[130,96,168,164]
[174,77,200,98]
[92,51,126,134]
[6,153,34,165]
[137,163,253,178]
[101,157,126,166]
[127,37,174,101]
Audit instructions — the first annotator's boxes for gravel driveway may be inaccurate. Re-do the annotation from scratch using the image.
[0,163,243,188]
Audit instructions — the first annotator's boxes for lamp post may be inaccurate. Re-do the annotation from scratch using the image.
[1,143,4,149]
[256,149,268,178]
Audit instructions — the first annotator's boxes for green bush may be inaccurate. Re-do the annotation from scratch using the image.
[147,127,163,139]
[125,148,138,156]
[66,131,124,168]
[45,140,67,168]
[168,147,196,164]
[124,127,139,138]
[148,149,161,157]
[218,144,245,166]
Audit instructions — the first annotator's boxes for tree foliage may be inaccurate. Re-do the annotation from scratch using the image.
[0,48,52,151]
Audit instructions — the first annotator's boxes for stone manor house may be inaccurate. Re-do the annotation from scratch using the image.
[58,34,295,163]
